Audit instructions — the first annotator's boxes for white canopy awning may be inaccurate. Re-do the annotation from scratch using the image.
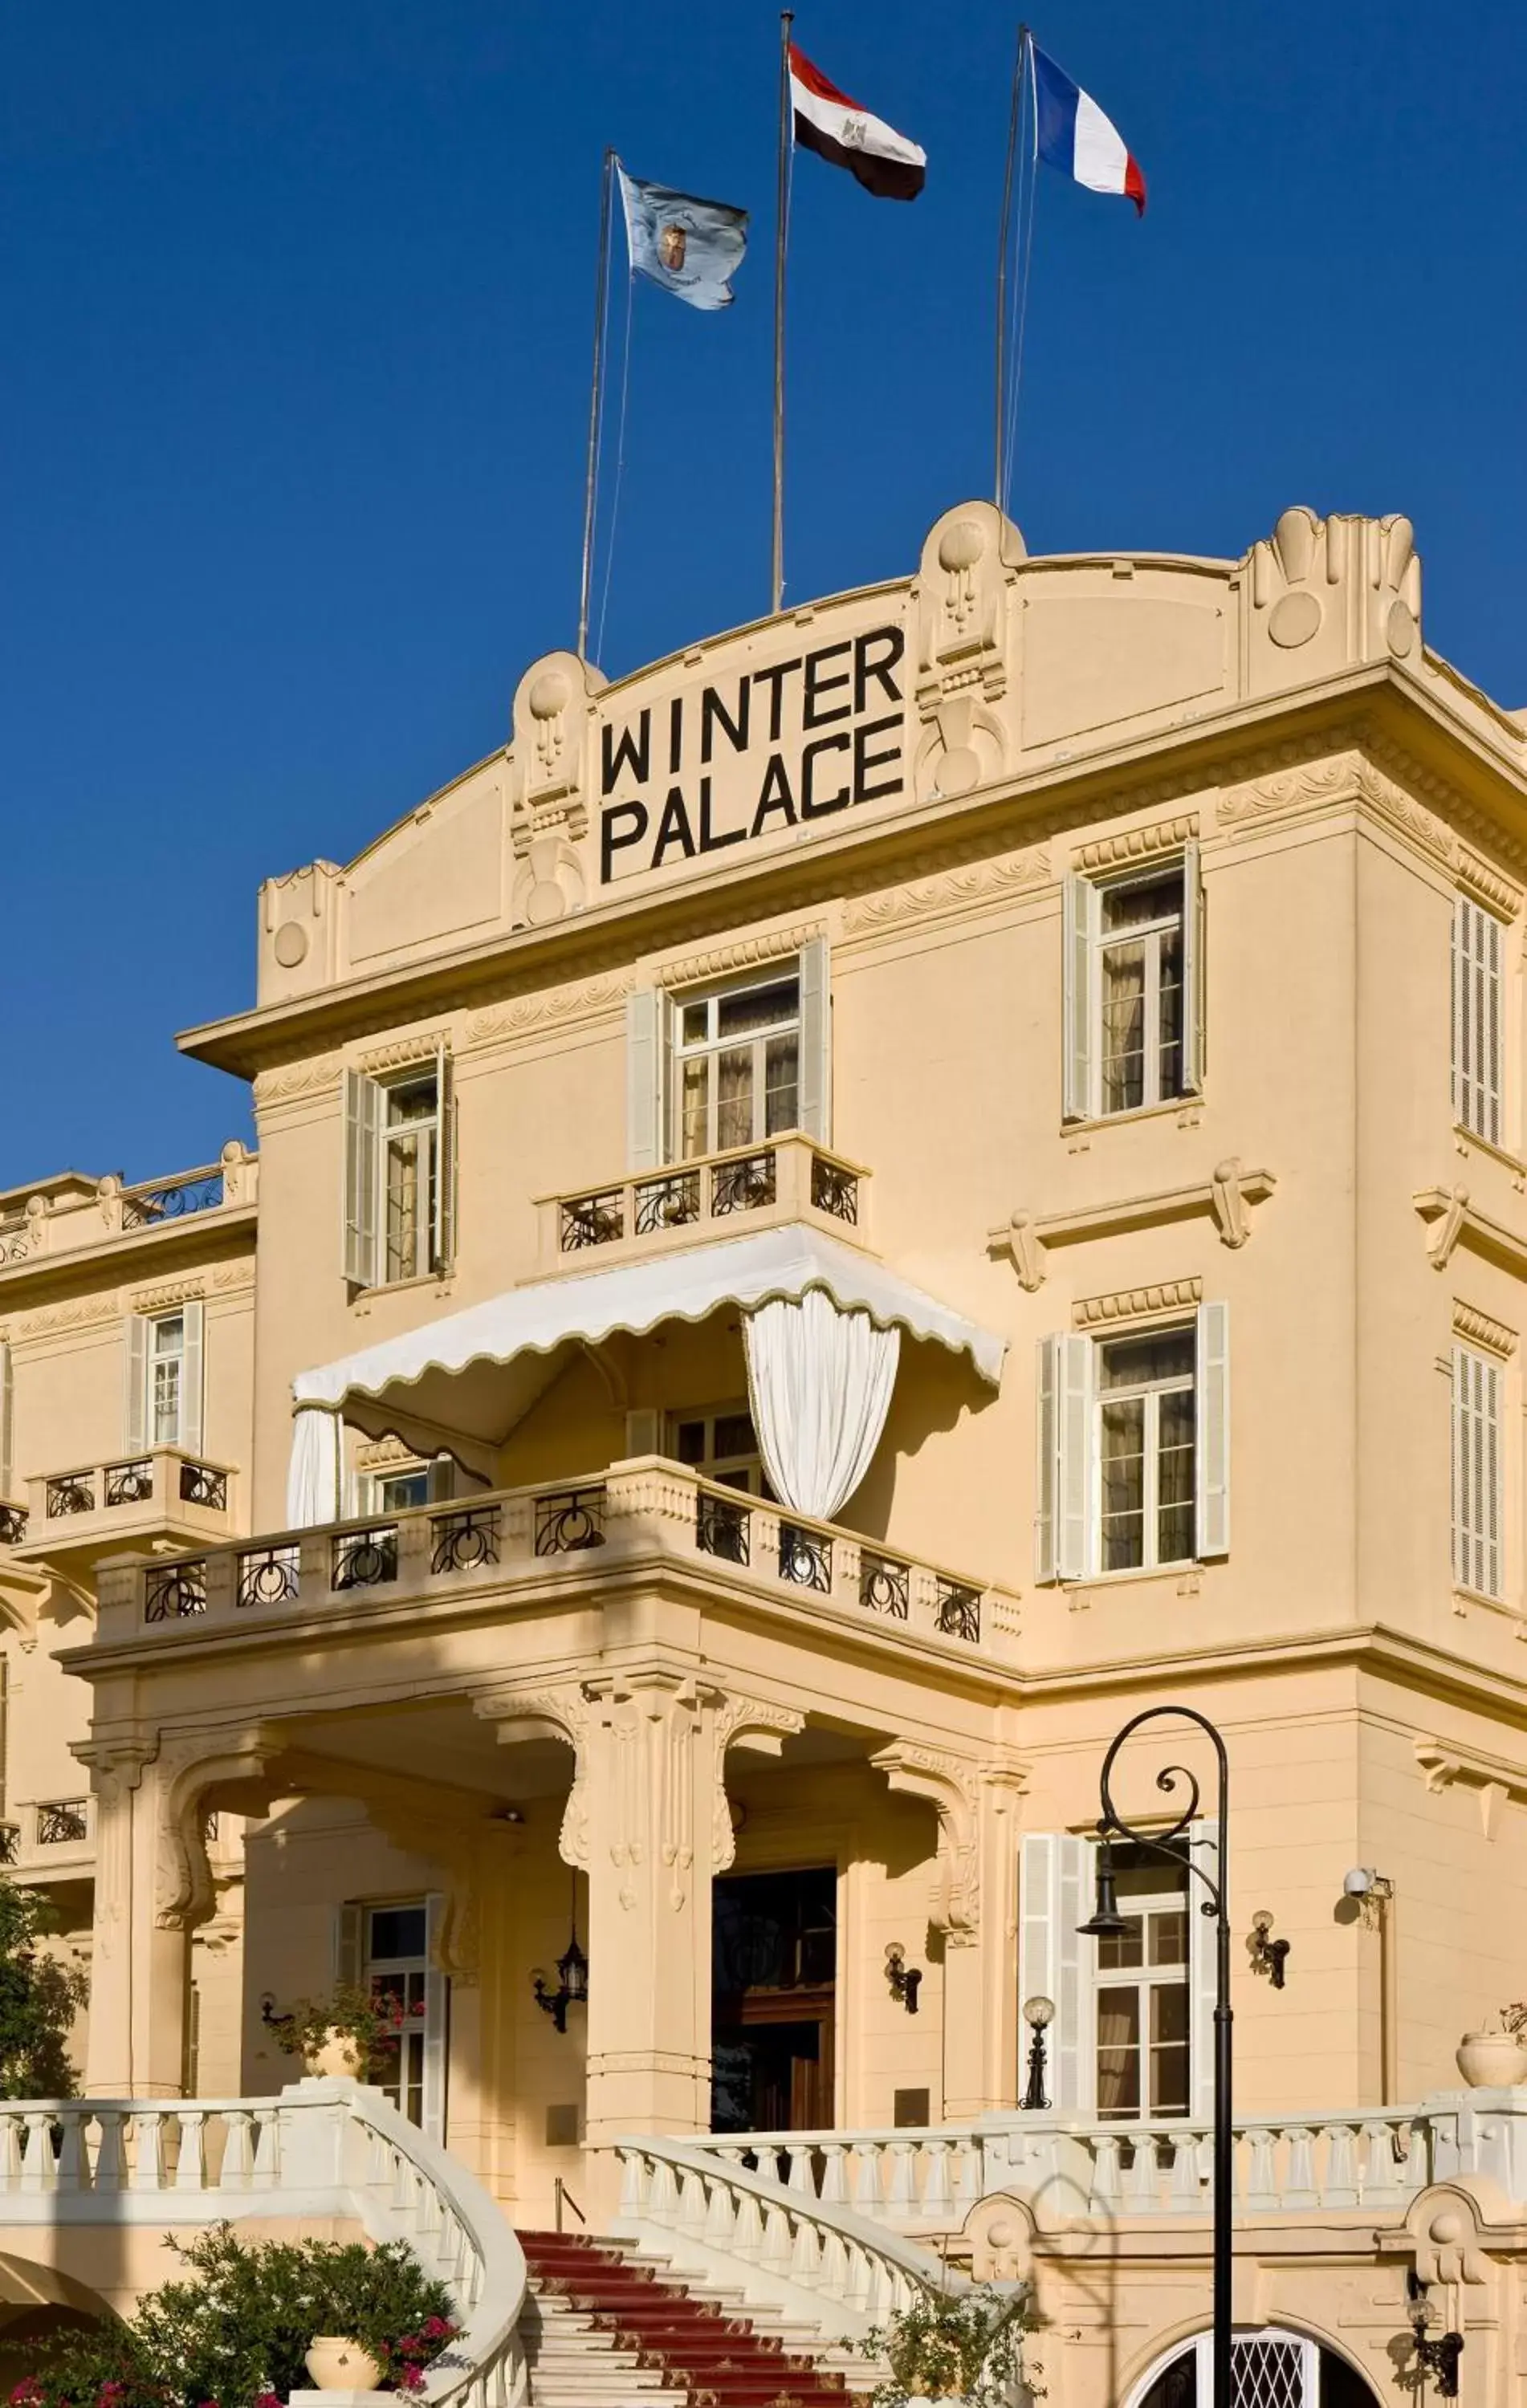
[291,1224,1005,1453]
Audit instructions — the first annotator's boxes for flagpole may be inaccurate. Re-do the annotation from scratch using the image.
[578,146,615,662]
[994,26,1027,510]
[772,10,794,616]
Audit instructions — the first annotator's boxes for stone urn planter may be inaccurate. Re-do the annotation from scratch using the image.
[1456,2030,1527,2087]
[303,2029,365,2081]
[304,2337,385,2391]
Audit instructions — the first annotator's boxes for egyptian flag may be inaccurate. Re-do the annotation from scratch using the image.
[788,43,926,201]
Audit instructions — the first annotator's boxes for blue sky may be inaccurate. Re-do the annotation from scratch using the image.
[4,1,1525,1184]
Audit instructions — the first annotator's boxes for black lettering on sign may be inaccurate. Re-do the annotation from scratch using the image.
[751,754,797,837]
[803,641,853,730]
[853,626,904,714]
[668,696,684,775]
[601,800,649,882]
[652,786,697,866]
[800,731,851,818]
[601,711,651,798]
[701,678,750,763]
[698,775,745,853]
[750,656,803,743]
[854,714,903,806]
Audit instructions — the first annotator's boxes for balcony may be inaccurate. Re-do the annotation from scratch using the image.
[0,1499,27,1547]
[10,1446,238,1573]
[0,1796,94,1881]
[535,1133,869,1273]
[0,1144,256,1274]
[97,1457,1016,1664]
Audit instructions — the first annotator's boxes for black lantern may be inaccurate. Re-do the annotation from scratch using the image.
[1077,1836,1130,1940]
[532,1881,588,2034]
[1020,1995,1053,2110]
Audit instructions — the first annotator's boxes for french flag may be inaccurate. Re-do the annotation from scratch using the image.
[1032,41,1146,216]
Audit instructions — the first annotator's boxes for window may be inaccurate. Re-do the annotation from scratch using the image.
[360,1456,454,1516]
[1132,2330,1373,2408]
[343,1052,454,1290]
[363,1902,432,2129]
[625,938,832,1171]
[1097,1329,1196,1572]
[1095,1849,1190,2120]
[1452,1341,1502,1598]
[673,1405,772,1497]
[1063,850,1203,1122]
[1452,895,1503,1146]
[674,974,800,1159]
[1037,1305,1228,1582]
[124,1302,204,1454]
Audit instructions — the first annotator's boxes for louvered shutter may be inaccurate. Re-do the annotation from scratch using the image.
[423,1889,450,2145]
[1187,1816,1221,2121]
[1452,1344,1503,1598]
[1018,1832,1097,2114]
[1037,1332,1094,1581]
[1061,875,1098,1121]
[124,1316,148,1452]
[333,1902,364,1990]
[797,938,833,1142]
[0,1340,12,1503]
[1180,840,1204,1095]
[432,1044,455,1274]
[1195,1302,1231,1559]
[180,1300,205,1456]
[1452,897,1504,1146]
[625,990,666,1169]
[343,1071,381,1287]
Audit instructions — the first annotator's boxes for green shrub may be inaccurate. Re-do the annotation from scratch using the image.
[861,2281,1039,2406]
[16,2226,459,2408]
[0,1877,88,2100]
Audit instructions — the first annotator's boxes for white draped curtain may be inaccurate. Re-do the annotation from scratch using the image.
[743,1288,900,1521]
[286,1404,346,1527]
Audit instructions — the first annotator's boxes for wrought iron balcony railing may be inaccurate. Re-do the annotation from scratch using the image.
[537,1133,869,1270]
[0,1145,256,1272]
[35,1800,90,1848]
[21,1447,236,1548]
[104,1458,1015,1662]
[0,1501,28,1547]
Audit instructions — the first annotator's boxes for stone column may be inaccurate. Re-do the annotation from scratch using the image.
[79,1744,153,2097]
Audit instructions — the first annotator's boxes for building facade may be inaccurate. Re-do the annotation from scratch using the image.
[6,498,1527,2402]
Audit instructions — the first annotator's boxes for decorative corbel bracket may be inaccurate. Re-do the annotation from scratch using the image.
[153,1726,286,1931]
[989,1161,1277,1290]
[1415,1735,1527,1839]
[1415,1185,1527,1280]
[871,1743,981,1944]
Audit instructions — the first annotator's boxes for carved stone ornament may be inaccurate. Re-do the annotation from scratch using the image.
[1385,2182,1497,2288]
[963,2190,1038,2284]
[871,1743,981,1943]
[1248,506,1422,666]
[151,1728,284,1932]
[508,649,608,929]
[912,502,1024,803]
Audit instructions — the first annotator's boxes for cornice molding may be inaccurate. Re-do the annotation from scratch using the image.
[1075,1278,1203,1330]
[841,846,1049,938]
[1452,1302,1517,1359]
[1415,1186,1527,1278]
[464,969,632,1052]
[358,1030,452,1074]
[1075,816,1198,874]
[252,1052,344,1107]
[1414,1733,1527,1837]
[650,924,825,989]
[1457,845,1522,921]
[989,1161,1276,1290]
[128,1277,206,1314]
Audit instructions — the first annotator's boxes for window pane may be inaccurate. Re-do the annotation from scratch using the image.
[763,1032,799,1136]
[386,1076,438,1127]
[385,1128,433,1282]
[716,1047,755,1151]
[715,1412,757,1458]
[153,1358,181,1445]
[1097,1914,1145,1972]
[1101,942,1146,1112]
[1158,925,1184,1098]
[1096,1986,1141,2118]
[1150,1982,1190,2116]
[1157,1384,1197,1563]
[681,1001,710,1046]
[680,1057,709,1158]
[153,1314,184,1357]
[675,1420,707,1464]
[1101,1398,1146,1571]
[368,1905,427,1960]
[1150,1910,1189,1967]
[379,1470,430,1511]
[1101,872,1183,934]
[718,978,798,1039]
[1101,1332,1195,1392]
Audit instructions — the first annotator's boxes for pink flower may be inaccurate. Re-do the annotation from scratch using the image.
[396,2369,426,2395]
[12,2380,43,2405]
[421,2319,454,2341]
[254,2394,283,2408]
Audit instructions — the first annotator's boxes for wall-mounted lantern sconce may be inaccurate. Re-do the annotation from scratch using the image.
[885,1942,922,2014]
[532,1880,588,2035]
[1021,1995,1054,2110]
[1248,1910,1291,1988]
[1408,2284,1464,2398]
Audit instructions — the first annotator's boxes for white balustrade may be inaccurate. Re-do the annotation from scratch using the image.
[0,2083,525,2408]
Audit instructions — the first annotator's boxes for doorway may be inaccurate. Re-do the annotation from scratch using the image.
[711,1866,836,2133]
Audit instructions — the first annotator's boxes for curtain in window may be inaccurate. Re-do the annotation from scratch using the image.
[286,1405,345,1527]
[743,1289,899,1521]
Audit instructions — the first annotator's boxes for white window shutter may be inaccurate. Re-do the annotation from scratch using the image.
[1061,874,1098,1121]
[333,1901,364,1990]
[625,990,666,1170]
[1180,840,1204,1094]
[423,1889,450,2146]
[0,1339,12,1502]
[1195,1302,1231,1559]
[180,1300,205,1457]
[1187,1818,1220,2121]
[1020,1832,1097,2114]
[1038,1332,1095,1582]
[1452,897,1503,1146]
[343,1070,381,1287]
[432,1044,456,1274]
[1452,1344,1502,1598]
[797,937,833,1142]
[124,1315,148,1453]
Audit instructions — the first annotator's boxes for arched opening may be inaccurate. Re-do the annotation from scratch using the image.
[1132,2327,1378,2408]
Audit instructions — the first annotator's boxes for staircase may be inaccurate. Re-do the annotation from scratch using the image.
[519,2230,861,2408]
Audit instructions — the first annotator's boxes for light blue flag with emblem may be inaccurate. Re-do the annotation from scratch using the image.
[616,162,748,311]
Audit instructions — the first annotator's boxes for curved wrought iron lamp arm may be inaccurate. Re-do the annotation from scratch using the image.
[1094,1702,1228,1918]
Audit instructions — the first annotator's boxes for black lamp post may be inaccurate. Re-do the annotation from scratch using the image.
[1021,1995,1054,2110]
[532,1879,589,2034]
[1078,1705,1232,2408]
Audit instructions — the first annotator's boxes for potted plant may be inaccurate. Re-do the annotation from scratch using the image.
[862,2281,1038,2407]
[264,1982,417,2081]
[1456,2002,1527,2088]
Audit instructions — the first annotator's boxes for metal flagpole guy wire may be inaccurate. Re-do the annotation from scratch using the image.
[594,260,635,668]
[1002,29,1039,523]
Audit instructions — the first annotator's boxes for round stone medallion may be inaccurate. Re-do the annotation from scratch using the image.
[1387,597,1417,657]
[937,745,980,797]
[1268,590,1321,649]
[271,921,309,968]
